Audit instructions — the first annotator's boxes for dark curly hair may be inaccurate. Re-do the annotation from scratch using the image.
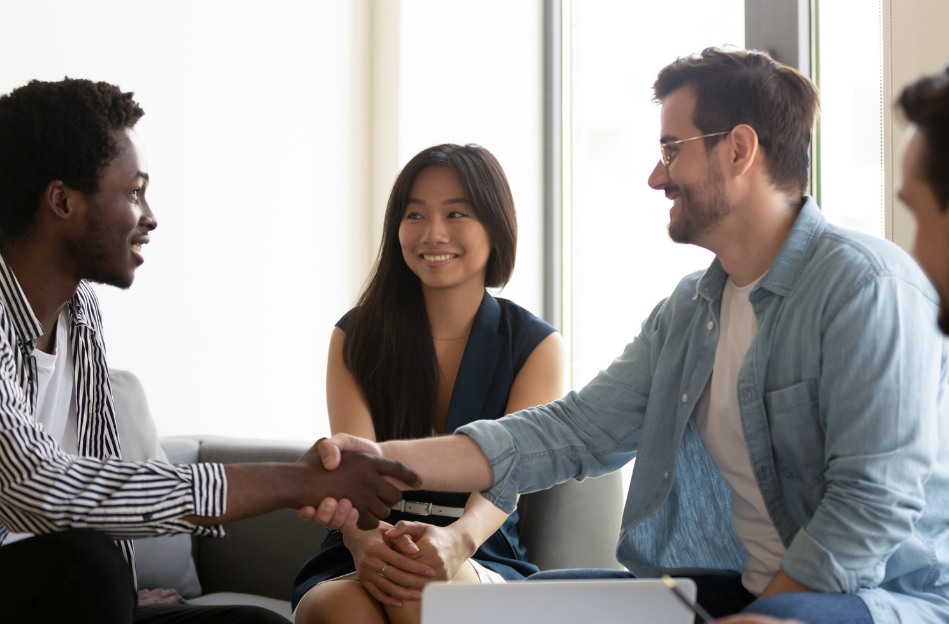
[0,78,145,239]
[899,68,949,211]
[654,47,820,196]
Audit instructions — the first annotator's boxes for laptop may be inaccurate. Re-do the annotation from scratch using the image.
[420,578,698,624]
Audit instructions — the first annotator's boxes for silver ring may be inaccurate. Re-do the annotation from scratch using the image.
[379,565,388,579]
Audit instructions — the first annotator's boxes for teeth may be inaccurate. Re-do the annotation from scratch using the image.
[424,254,452,261]
[131,244,142,252]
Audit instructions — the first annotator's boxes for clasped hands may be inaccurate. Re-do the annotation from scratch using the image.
[347,520,472,607]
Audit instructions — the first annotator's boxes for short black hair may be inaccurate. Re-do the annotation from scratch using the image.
[899,69,949,210]
[0,78,145,239]
[654,47,820,196]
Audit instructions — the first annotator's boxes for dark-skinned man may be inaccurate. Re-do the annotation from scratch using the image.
[0,78,420,624]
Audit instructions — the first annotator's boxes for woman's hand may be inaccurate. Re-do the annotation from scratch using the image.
[344,522,435,607]
[385,521,475,582]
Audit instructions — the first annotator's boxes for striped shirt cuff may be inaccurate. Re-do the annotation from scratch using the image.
[186,462,227,519]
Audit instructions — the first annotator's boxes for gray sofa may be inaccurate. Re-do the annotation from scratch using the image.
[112,370,625,620]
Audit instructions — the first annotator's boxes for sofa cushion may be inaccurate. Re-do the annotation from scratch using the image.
[134,532,203,599]
[188,592,292,620]
[109,369,202,598]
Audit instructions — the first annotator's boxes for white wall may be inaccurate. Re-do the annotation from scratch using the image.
[0,0,544,442]
[0,0,363,441]
[398,0,544,315]
[884,0,949,252]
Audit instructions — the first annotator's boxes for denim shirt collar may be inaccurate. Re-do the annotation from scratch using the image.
[697,196,825,302]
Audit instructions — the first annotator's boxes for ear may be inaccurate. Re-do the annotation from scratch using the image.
[42,180,83,222]
[722,124,760,179]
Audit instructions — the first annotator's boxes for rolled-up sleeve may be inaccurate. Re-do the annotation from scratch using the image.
[0,399,228,539]
[459,300,663,513]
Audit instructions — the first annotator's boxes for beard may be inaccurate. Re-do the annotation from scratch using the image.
[67,198,135,290]
[667,165,733,245]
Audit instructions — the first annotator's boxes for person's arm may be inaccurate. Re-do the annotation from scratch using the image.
[758,570,812,598]
[321,298,663,515]
[0,326,417,537]
[384,331,568,579]
[778,273,945,593]
[183,443,420,530]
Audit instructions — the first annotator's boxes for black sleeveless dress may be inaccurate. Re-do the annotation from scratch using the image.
[291,292,555,610]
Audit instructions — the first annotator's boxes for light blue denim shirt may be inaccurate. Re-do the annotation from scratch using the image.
[459,198,949,623]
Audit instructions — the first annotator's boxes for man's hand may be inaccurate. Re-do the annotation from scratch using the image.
[137,588,187,606]
[318,434,385,471]
[296,434,392,525]
[758,570,813,599]
[296,496,358,530]
[296,443,421,530]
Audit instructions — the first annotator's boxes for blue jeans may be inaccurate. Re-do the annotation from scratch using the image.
[528,569,872,624]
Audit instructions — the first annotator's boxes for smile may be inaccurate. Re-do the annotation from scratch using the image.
[422,254,457,261]
[130,235,150,254]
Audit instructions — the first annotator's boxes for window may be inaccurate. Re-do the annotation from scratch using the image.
[565,0,743,390]
[813,0,885,237]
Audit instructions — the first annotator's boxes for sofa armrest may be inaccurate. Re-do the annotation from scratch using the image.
[516,472,625,571]
[160,435,328,602]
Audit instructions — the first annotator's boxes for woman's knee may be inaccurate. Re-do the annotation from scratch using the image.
[295,581,385,624]
[383,597,421,624]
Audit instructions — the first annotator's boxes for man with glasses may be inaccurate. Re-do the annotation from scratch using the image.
[318,48,949,623]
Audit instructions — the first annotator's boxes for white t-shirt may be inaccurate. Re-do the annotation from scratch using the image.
[693,276,786,595]
[3,309,77,545]
[34,309,78,455]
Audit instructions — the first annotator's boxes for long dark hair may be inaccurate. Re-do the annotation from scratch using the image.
[343,144,517,441]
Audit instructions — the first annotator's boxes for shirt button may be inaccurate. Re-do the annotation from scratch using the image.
[708,321,714,330]
[664,471,670,479]
[681,394,688,403]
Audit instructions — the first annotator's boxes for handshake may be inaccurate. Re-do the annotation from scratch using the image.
[292,434,416,531]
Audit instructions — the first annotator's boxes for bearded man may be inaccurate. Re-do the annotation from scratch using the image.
[318,48,949,624]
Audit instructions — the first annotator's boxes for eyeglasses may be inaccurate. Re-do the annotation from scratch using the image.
[659,131,731,166]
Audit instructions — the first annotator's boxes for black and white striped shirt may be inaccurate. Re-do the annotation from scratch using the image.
[0,254,227,582]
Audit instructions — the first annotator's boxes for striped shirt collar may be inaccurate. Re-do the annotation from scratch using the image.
[0,251,96,350]
[0,251,44,349]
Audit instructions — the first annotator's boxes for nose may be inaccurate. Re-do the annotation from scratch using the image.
[139,198,157,232]
[421,216,449,244]
[648,160,670,190]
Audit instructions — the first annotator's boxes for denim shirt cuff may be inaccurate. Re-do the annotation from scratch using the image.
[782,528,857,593]
[456,421,520,513]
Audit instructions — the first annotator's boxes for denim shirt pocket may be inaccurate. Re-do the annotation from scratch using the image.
[764,378,825,489]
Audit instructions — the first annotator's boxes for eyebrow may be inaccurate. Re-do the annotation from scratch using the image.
[135,172,149,182]
[660,134,681,144]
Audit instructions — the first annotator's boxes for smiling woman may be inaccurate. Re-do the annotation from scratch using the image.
[398,166,493,295]
[289,144,565,624]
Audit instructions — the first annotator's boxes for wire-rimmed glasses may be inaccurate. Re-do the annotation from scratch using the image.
[659,131,731,166]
